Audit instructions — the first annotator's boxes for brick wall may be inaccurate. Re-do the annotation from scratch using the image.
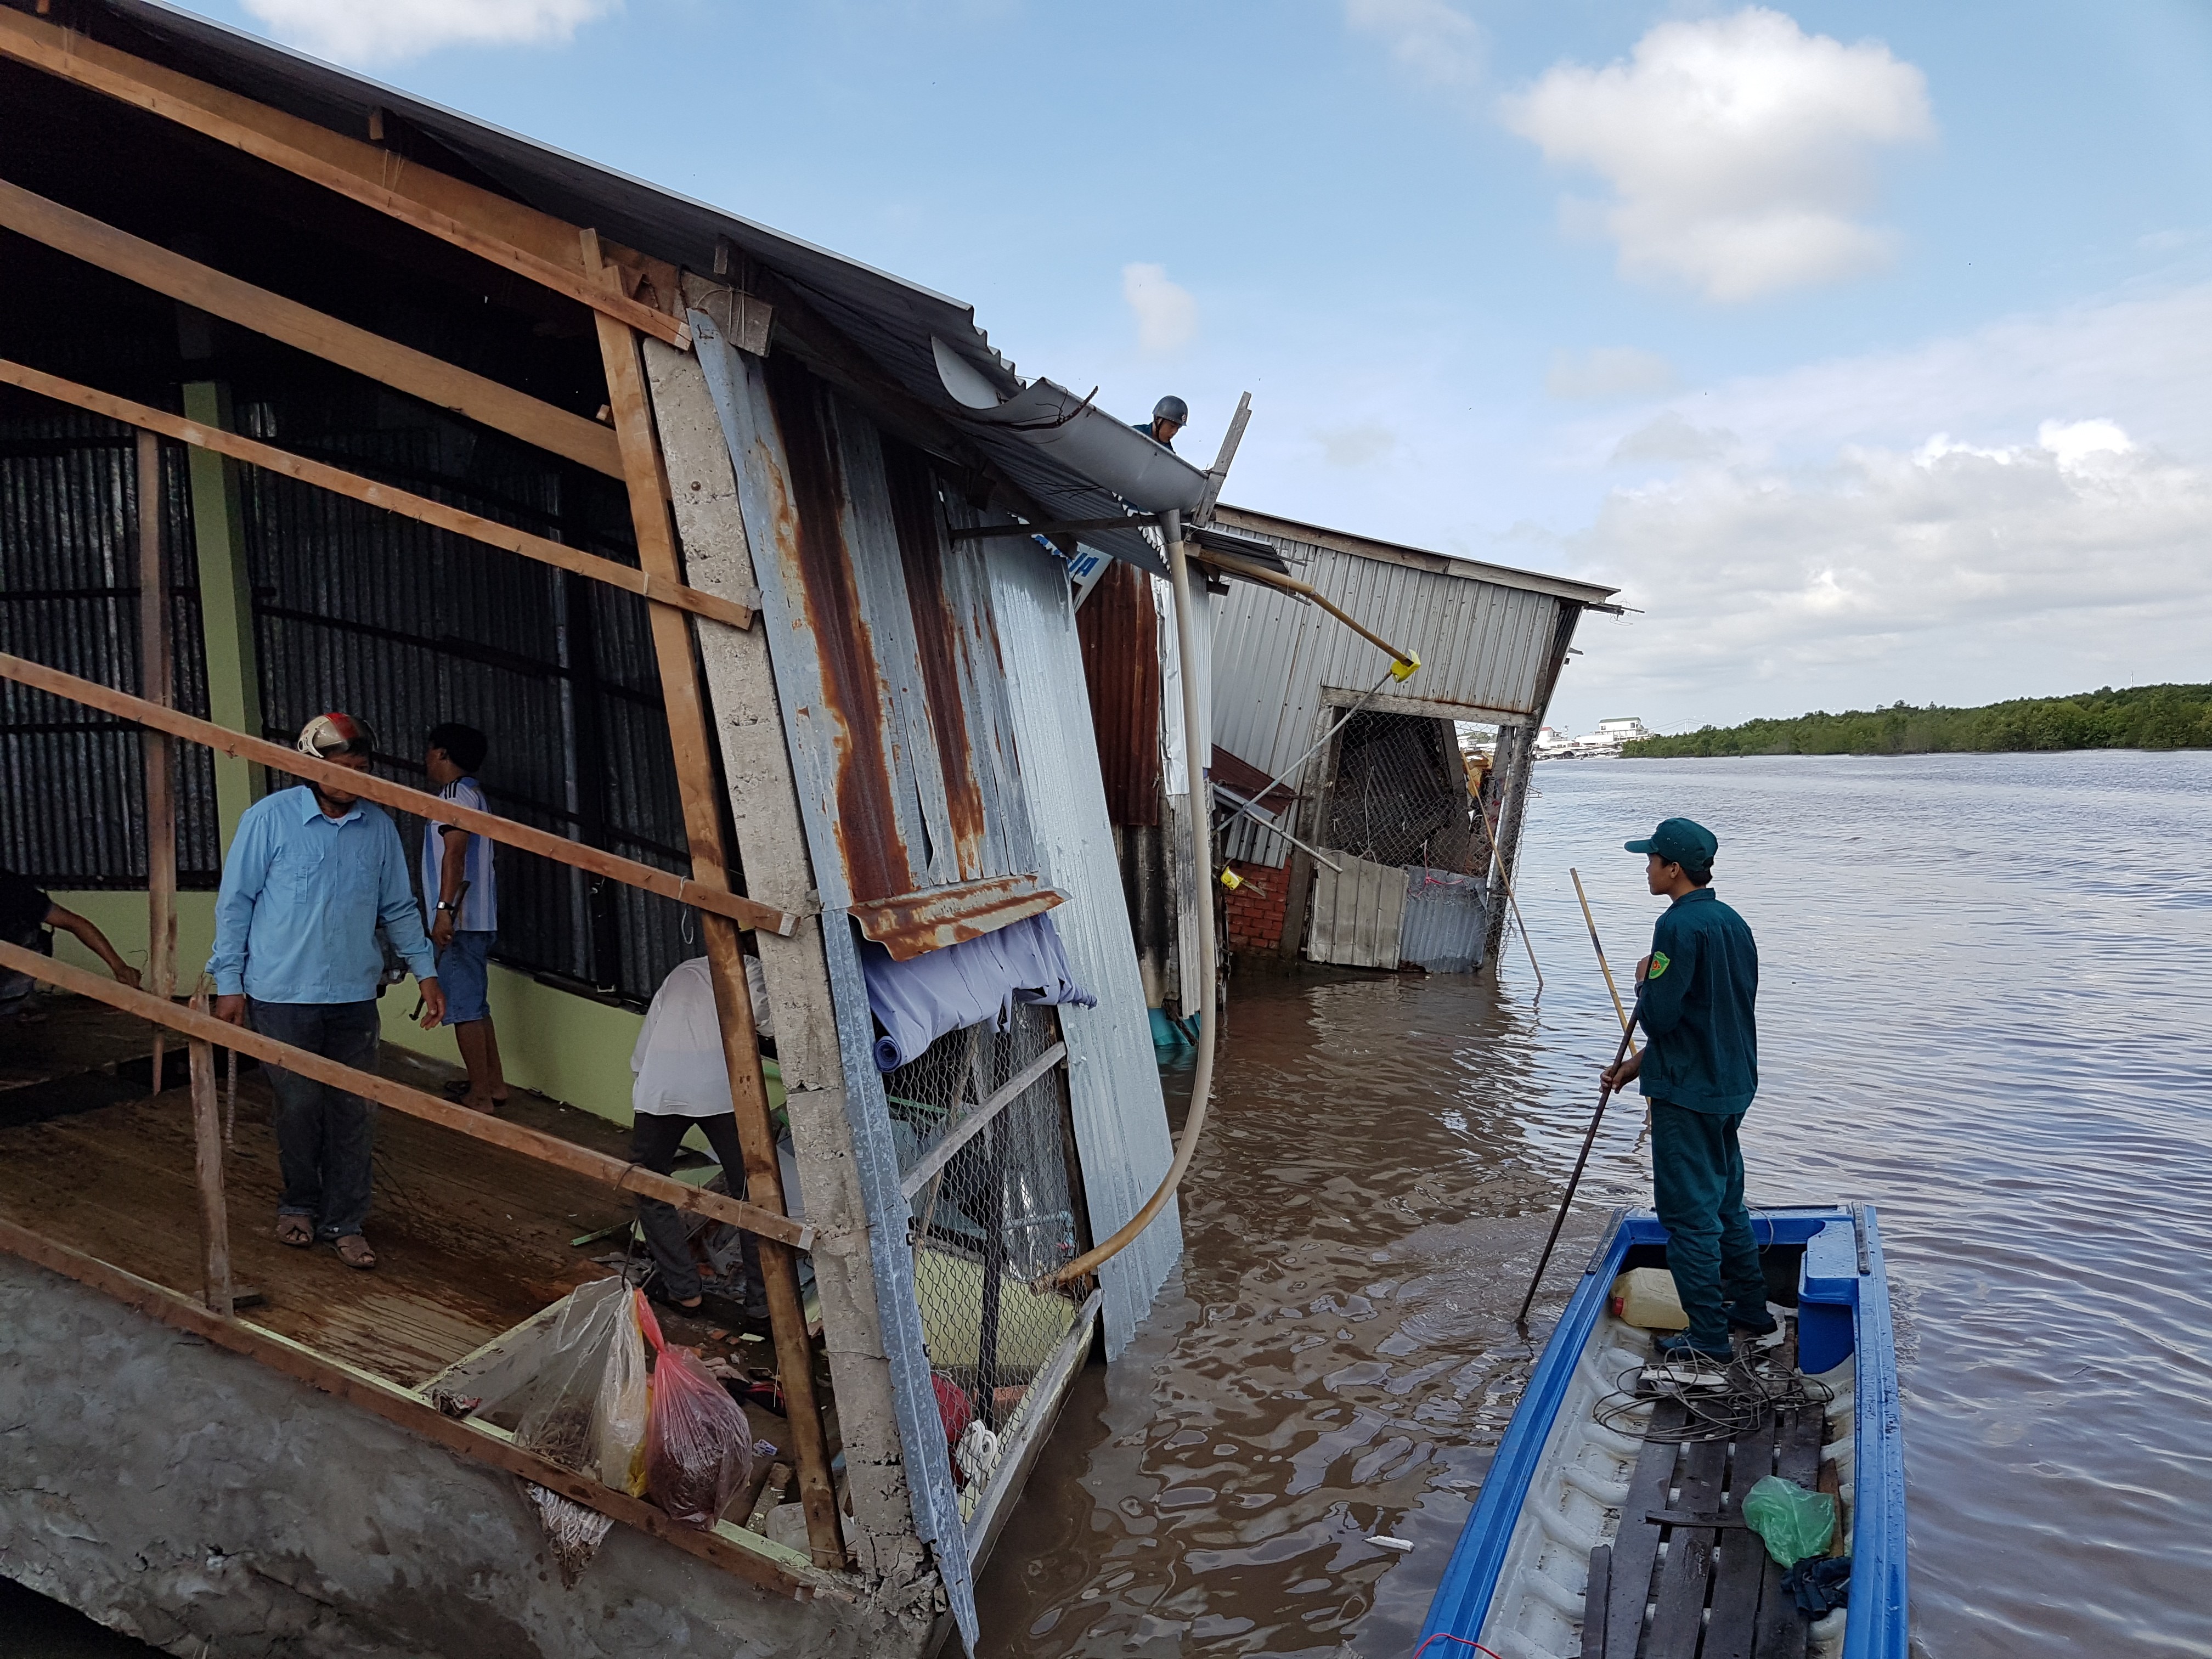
[1222,859,1291,958]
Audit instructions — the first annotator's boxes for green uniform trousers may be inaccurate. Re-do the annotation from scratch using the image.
[1650,1101,1767,1353]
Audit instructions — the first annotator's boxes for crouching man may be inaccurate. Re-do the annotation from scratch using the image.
[208,714,444,1269]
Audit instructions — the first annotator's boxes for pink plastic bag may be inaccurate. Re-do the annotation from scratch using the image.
[641,1305,757,1529]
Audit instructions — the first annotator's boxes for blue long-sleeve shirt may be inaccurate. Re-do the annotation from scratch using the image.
[1637,887,1759,1115]
[208,786,437,1003]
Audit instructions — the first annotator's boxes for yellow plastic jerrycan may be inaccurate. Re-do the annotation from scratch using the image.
[1610,1266,1689,1330]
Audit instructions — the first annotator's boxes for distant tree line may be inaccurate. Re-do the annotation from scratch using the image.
[1621,684,2212,758]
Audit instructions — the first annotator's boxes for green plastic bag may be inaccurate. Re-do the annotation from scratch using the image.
[1741,1475,1836,1567]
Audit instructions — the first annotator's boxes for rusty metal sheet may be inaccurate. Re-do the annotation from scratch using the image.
[698,321,1037,919]
[850,873,1065,962]
[1074,558,1161,827]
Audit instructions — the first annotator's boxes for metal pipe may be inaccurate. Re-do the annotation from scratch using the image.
[1051,508,1217,1287]
[1208,783,1341,872]
[1194,547,1420,675]
[1220,664,1397,866]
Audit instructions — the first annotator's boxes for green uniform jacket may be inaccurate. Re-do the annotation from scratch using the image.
[1638,887,1758,1114]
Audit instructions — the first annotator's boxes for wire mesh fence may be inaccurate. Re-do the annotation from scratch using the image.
[1319,708,1480,874]
[881,1000,1086,1502]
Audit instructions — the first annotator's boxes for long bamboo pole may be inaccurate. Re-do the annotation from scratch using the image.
[0,941,812,1251]
[589,247,844,1571]
[137,429,177,1094]
[0,358,750,631]
[0,652,796,938]
[1570,867,1638,1052]
[185,990,234,1316]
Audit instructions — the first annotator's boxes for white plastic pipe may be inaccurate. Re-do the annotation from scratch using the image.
[1052,510,1216,1286]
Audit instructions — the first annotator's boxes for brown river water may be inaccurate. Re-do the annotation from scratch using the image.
[16,753,2212,1655]
[974,752,2212,1659]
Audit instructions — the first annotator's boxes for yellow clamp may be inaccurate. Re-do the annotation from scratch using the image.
[1391,652,1421,682]
[1218,867,1244,890]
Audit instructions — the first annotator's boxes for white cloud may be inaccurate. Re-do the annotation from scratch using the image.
[1314,424,1398,468]
[1121,262,1199,357]
[1549,346,1679,402]
[240,0,617,64]
[1558,421,2212,723]
[1612,413,1734,464]
[1345,0,1486,89]
[1501,8,1934,302]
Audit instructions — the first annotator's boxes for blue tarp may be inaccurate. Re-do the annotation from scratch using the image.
[859,911,1095,1070]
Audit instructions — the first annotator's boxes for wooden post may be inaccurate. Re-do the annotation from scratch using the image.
[588,240,845,1571]
[138,430,177,1093]
[185,993,233,1315]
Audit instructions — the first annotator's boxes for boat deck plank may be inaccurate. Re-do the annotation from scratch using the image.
[1700,1417,1777,1659]
[1604,1396,1686,1650]
[1747,1407,1824,1659]
[0,1003,635,1386]
[1644,1434,1727,1656]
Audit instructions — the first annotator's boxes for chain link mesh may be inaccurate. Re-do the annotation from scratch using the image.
[1320,709,1480,873]
[881,1000,1086,1492]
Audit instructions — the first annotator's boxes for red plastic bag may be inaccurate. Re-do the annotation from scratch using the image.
[641,1305,757,1529]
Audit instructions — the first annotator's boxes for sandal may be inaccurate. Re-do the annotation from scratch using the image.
[275,1215,313,1248]
[332,1234,377,1271]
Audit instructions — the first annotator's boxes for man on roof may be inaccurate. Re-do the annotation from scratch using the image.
[208,713,445,1271]
[1601,817,1770,1381]
[1135,394,1187,450]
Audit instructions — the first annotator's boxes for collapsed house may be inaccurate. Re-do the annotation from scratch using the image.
[0,2,1262,1651]
[1076,504,1616,997]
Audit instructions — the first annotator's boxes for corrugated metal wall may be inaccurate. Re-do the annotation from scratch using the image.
[230,383,692,1003]
[1211,524,1579,868]
[0,407,221,887]
[984,528,1182,1361]
[1075,558,1160,828]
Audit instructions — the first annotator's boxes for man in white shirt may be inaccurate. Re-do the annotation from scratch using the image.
[629,954,773,1314]
[422,723,504,1114]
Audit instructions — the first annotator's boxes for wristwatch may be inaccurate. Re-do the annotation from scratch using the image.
[436,901,460,913]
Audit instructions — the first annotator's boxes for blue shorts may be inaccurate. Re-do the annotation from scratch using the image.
[437,930,495,1025]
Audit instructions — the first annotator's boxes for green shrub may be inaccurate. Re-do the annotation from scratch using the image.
[1621,685,2212,758]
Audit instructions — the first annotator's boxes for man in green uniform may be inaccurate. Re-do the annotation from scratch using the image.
[1602,817,1773,1376]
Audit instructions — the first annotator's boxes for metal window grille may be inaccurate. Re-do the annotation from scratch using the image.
[881,1000,1087,1473]
[1319,708,1480,874]
[0,409,222,887]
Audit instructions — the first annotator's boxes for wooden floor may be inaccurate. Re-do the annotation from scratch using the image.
[0,997,637,1386]
[1589,1396,1822,1659]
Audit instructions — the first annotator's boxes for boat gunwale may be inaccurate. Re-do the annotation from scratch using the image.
[1417,1203,1909,1657]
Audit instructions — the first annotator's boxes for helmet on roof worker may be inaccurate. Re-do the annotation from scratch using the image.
[1152,396,1189,428]
[296,712,379,760]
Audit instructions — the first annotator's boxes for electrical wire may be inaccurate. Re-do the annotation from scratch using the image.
[1592,1327,1836,1444]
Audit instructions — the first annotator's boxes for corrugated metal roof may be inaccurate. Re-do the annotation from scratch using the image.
[1211,514,1600,866]
[63,0,1178,574]
[981,527,1182,1361]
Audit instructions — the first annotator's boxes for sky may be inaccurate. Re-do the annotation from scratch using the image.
[185,0,2212,735]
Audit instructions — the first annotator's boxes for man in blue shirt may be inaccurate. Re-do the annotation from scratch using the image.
[423,721,504,1115]
[210,713,444,1270]
[1601,817,1770,1376]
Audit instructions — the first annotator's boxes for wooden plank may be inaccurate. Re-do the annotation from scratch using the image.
[1604,1398,1685,1655]
[898,1042,1067,1200]
[1703,1418,1778,1659]
[1583,1543,1613,1659]
[1749,1409,1824,1659]
[0,941,814,1252]
[136,427,176,1093]
[0,11,689,351]
[184,1029,233,1316]
[0,1214,830,1600]
[650,309,922,1587]
[0,357,750,630]
[590,258,844,1573]
[0,176,628,478]
[1645,1434,1728,1657]
[0,650,796,937]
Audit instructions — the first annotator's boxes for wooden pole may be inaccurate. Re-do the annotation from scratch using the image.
[186,991,233,1316]
[589,244,844,1568]
[0,651,795,938]
[0,941,812,1250]
[138,430,177,1094]
[1570,867,1639,1052]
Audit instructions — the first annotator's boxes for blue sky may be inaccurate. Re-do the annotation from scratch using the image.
[197,0,2212,734]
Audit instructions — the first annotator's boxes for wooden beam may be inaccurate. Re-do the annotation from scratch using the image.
[0,941,814,1251]
[591,245,846,1571]
[0,10,690,350]
[0,358,753,631]
[136,427,176,1092]
[0,1216,831,1600]
[184,1005,234,1317]
[0,651,799,938]
[0,176,628,479]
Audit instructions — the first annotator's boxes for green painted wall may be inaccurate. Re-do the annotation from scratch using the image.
[180,381,263,843]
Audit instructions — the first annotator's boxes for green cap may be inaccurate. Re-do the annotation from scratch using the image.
[1626,816,1718,872]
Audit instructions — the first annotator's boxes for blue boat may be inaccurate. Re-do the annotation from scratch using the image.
[1419,1206,1906,1659]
